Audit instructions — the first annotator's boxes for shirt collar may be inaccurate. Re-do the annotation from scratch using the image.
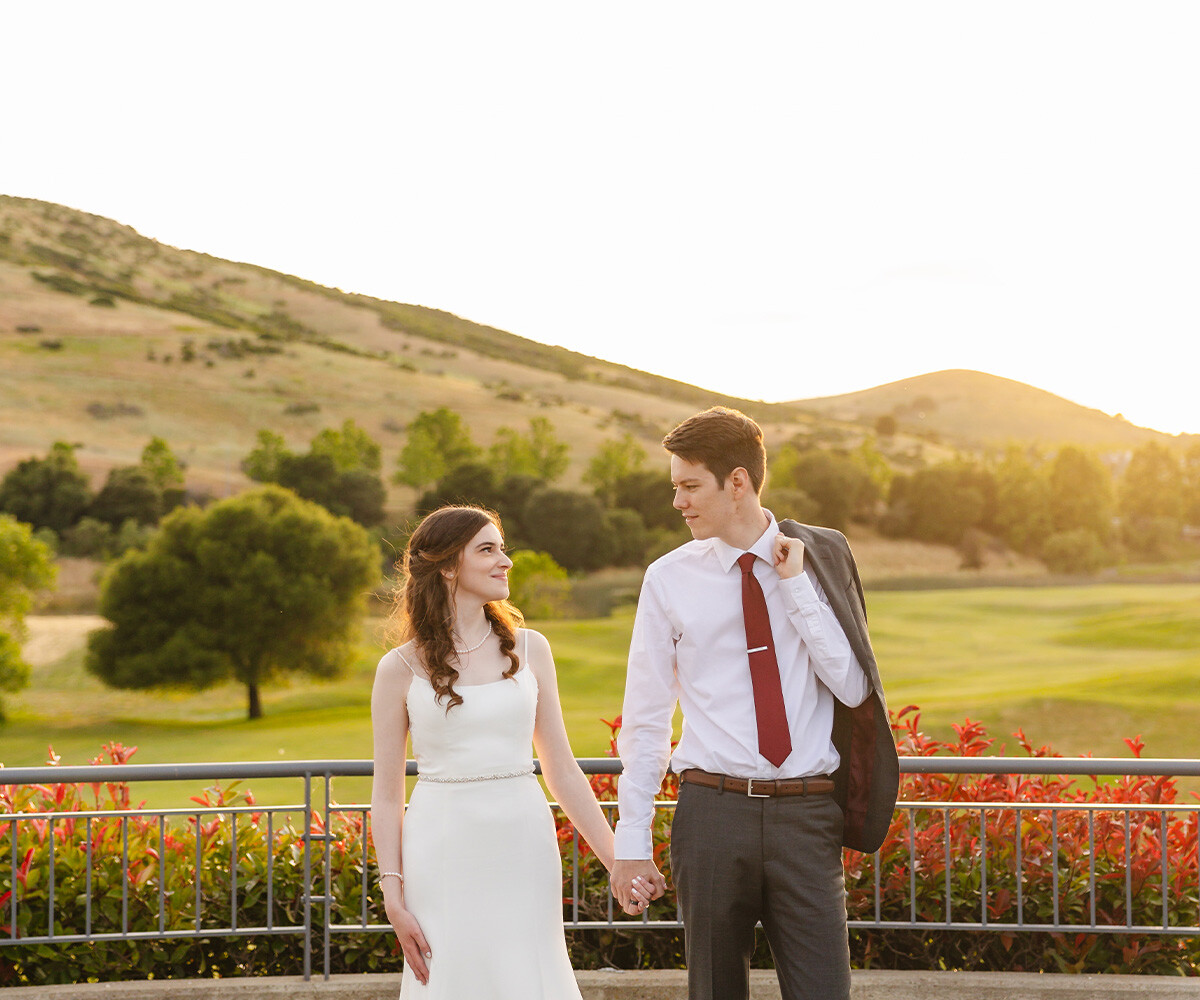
[712,508,778,573]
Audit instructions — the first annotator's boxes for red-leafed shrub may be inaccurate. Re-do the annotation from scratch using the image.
[556,710,1199,975]
[845,707,1198,975]
[0,744,394,986]
[2,711,1197,985]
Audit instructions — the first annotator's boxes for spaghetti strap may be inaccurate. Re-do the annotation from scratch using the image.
[521,627,528,666]
[394,646,420,677]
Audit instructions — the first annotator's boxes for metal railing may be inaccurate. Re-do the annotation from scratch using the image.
[2,757,1198,980]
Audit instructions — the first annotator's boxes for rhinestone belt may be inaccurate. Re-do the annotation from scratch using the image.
[418,765,535,784]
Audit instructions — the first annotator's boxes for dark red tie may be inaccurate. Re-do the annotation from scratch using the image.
[737,552,792,767]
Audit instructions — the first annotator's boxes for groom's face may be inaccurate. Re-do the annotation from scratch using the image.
[670,454,735,541]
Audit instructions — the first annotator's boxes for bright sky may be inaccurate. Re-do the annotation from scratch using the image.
[4,2,1198,434]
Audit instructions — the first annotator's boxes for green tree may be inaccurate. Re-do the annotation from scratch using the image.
[491,474,544,546]
[992,446,1052,555]
[584,434,648,507]
[489,417,569,482]
[1184,442,1200,527]
[882,461,994,546]
[507,550,571,619]
[139,436,185,491]
[89,467,163,528]
[59,516,116,559]
[1119,442,1185,559]
[1049,446,1113,538]
[768,444,803,494]
[599,508,651,567]
[611,469,678,531]
[0,441,93,533]
[394,408,480,489]
[417,462,504,516]
[853,437,894,507]
[764,487,820,525]
[781,450,877,532]
[1042,528,1109,574]
[86,486,377,719]
[521,487,607,572]
[276,453,385,527]
[310,419,382,474]
[0,514,57,721]
[907,465,987,545]
[241,430,291,483]
[1120,442,1184,523]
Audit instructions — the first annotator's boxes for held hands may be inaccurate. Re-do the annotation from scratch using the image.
[610,858,667,916]
[772,533,805,580]
[386,899,433,986]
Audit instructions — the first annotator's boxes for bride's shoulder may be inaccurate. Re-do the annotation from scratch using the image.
[516,627,554,670]
[516,625,549,648]
[376,641,422,681]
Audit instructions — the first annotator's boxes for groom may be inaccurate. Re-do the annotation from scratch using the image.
[610,406,897,1000]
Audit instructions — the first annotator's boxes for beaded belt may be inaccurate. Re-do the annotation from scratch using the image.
[418,765,535,784]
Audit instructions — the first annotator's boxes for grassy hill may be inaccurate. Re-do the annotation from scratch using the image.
[2,195,1187,518]
[794,369,1188,450]
[0,195,838,514]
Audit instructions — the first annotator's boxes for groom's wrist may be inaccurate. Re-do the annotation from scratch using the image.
[613,826,652,860]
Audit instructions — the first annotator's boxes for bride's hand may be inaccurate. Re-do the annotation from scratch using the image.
[387,902,432,985]
[626,874,654,915]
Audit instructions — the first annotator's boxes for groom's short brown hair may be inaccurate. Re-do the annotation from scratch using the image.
[662,406,766,495]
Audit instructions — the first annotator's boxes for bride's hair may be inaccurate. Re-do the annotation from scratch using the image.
[393,505,523,711]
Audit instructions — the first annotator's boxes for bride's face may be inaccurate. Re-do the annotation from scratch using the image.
[448,522,512,604]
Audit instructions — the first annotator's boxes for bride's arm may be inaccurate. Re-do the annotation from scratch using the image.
[526,628,618,872]
[370,649,431,984]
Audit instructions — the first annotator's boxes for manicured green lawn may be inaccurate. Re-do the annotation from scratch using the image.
[5,583,1199,806]
[865,585,1200,761]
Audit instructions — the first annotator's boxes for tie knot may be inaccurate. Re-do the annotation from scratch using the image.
[737,552,757,574]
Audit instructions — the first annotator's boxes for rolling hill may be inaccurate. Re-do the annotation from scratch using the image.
[0,195,835,510]
[794,369,1187,450]
[1,194,1184,519]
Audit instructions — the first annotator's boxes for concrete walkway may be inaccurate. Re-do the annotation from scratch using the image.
[3,971,1196,998]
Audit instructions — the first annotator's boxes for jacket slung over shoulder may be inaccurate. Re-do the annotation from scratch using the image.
[776,519,899,854]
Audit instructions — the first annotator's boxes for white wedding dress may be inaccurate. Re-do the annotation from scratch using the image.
[395,632,583,999]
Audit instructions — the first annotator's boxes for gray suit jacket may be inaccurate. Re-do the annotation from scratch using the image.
[777,519,899,854]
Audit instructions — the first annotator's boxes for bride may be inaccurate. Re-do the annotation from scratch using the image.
[370,505,649,997]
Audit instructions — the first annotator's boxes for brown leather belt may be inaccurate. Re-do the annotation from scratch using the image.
[679,768,835,798]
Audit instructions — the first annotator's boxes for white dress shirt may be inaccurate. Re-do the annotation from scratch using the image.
[614,510,871,859]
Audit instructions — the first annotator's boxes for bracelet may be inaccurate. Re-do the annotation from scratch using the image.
[379,871,404,884]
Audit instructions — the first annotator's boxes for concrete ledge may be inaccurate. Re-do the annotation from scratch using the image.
[3,970,1196,999]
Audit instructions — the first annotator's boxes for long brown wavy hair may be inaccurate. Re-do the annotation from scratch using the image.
[392,505,523,712]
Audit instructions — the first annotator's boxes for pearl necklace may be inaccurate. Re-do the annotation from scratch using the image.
[454,622,492,655]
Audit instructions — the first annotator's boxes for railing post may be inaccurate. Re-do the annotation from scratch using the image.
[324,771,333,981]
[302,769,313,981]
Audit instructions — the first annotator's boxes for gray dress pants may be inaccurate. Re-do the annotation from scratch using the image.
[670,781,851,1000]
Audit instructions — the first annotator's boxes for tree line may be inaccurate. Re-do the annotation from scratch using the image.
[2,410,1197,723]
[767,438,1200,573]
[0,412,684,721]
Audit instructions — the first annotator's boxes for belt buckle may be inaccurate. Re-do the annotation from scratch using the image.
[745,778,771,798]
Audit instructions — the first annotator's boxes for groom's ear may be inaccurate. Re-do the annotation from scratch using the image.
[727,467,751,498]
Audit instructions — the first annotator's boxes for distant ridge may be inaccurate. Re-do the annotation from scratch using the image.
[1,194,1188,507]
[793,369,1183,449]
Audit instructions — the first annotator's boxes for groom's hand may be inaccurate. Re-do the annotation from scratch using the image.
[611,858,666,915]
[773,533,805,579]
